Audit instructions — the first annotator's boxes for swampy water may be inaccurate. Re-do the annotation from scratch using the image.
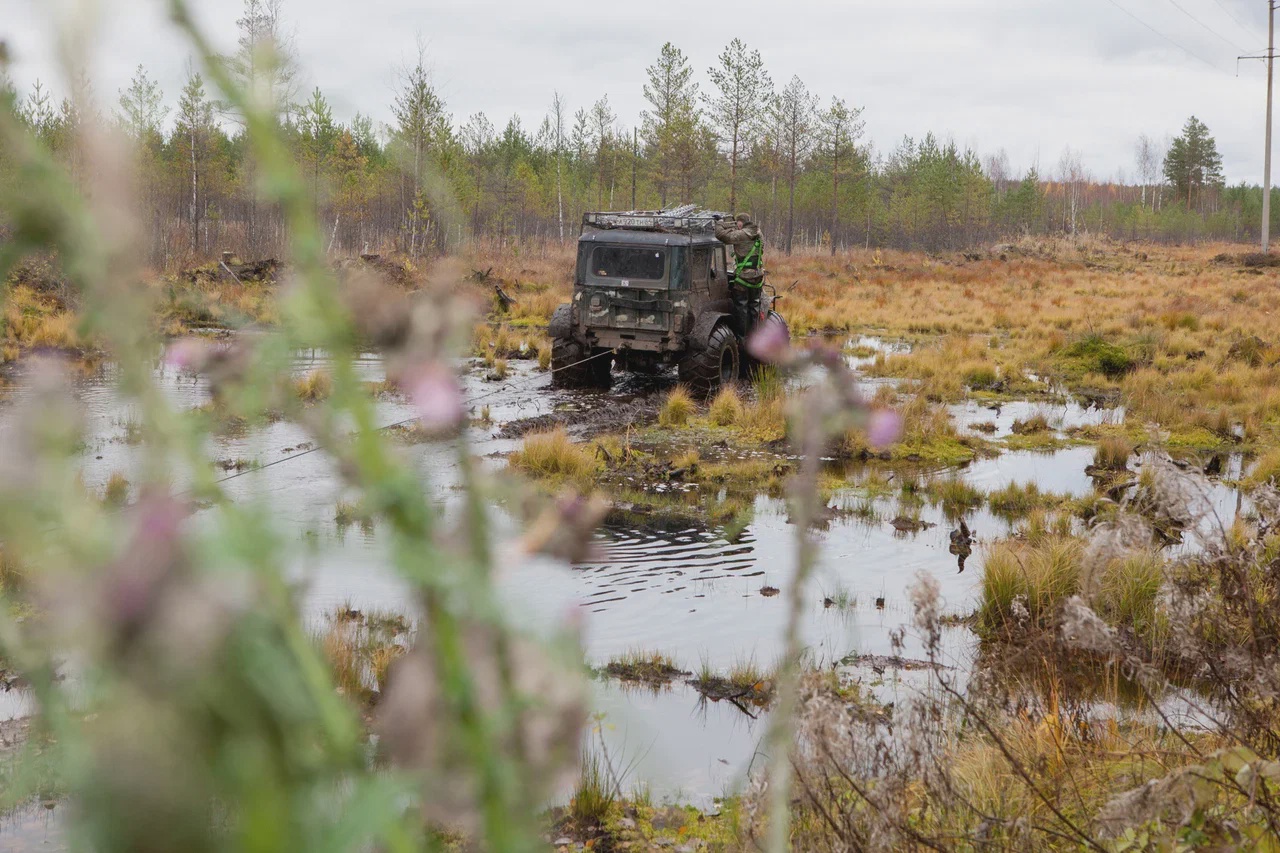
[0,346,1250,824]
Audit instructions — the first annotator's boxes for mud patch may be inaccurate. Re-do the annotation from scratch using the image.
[499,397,661,440]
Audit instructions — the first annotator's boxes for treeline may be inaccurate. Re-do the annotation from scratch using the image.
[0,0,1272,265]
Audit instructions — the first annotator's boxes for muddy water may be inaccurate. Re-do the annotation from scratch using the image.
[0,348,1243,808]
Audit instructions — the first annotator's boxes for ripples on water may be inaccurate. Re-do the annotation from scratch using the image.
[576,524,761,612]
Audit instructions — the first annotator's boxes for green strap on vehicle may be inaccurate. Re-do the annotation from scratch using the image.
[734,237,764,288]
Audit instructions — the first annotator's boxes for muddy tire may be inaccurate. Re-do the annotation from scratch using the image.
[742,311,790,379]
[679,323,739,396]
[551,338,612,388]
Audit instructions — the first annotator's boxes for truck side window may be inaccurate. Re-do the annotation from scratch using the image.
[691,247,710,288]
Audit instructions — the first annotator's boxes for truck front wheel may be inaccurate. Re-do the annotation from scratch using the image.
[679,323,739,396]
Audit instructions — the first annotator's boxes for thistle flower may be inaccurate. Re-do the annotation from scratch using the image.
[407,362,465,431]
[747,321,792,364]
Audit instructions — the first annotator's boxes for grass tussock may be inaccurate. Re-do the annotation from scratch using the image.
[510,427,600,484]
[708,386,744,427]
[1246,448,1280,487]
[604,649,689,687]
[570,749,615,826]
[1093,435,1135,471]
[102,472,130,507]
[292,370,332,403]
[925,476,983,517]
[658,385,696,428]
[334,498,374,531]
[319,605,412,705]
[988,481,1062,519]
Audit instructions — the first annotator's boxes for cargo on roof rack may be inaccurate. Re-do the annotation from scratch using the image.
[581,205,729,235]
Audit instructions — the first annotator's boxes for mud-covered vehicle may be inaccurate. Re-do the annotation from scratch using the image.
[549,207,788,394]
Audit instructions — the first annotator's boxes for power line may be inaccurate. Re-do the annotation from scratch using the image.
[1163,0,1250,52]
[1209,0,1265,39]
[1102,0,1234,73]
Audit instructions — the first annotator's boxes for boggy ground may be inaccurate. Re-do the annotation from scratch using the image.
[12,239,1280,849]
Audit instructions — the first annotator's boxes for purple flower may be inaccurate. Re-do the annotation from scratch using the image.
[163,338,209,372]
[408,363,465,430]
[746,321,791,363]
[868,409,903,449]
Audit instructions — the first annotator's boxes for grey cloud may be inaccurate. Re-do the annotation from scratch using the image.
[3,0,1276,182]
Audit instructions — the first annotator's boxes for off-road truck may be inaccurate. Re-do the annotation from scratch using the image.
[549,206,788,394]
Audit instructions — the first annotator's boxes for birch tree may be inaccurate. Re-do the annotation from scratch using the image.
[1057,147,1087,236]
[1135,134,1158,211]
[549,92,568,240]
[174,71,217,256]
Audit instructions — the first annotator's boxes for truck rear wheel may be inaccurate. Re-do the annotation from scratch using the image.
[679,323,739,396]
[742,311,790,379]
[551,339,612,389]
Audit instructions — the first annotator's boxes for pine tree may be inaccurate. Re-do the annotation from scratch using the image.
[589,95,616,208]
[21,80,57,144]
[230,0,298,122]
[641,43,699,207]
[116,64,167,143]
[1163,116,1224,212]
[393,49,449,255]
[705,39,770,212]
[769,76,817,254]
[298,87,337,216]
[818,97,865,254]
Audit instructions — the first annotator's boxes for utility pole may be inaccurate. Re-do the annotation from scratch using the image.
[1267,1,1275,253]
[1242,3,1276,253]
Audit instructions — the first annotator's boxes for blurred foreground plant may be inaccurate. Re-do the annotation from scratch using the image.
[0,6,584,851]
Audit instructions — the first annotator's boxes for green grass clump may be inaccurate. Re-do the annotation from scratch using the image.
[571,749,616,825]
[978,537,1081,633]
[988,481,1060,519]
[604,649,688,685]
[1098,550,1164,637]
[964,364,1000,391]
[753,365,784,401]
[1059,335,1134,379]
[659,385,696,428]
[708,386,744,427]
[926,476,983,517]
[510,427,600,484]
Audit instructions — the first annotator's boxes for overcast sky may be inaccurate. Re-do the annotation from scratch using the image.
[3,0,1277,183]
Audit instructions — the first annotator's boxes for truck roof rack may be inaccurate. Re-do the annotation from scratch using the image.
[581,205,729,235]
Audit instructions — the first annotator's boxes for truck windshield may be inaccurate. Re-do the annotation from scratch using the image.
[590,247,666,282]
